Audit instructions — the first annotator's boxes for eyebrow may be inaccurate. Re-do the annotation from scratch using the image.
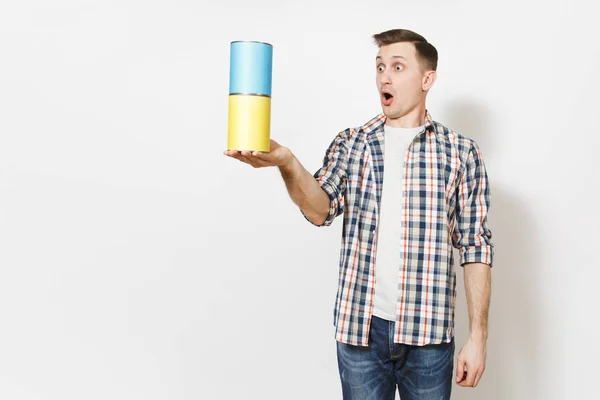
[376,55,407,61]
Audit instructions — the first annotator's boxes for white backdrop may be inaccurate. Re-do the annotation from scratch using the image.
[1,1,598,399]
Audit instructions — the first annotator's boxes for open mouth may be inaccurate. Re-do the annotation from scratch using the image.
[381,91,393,106]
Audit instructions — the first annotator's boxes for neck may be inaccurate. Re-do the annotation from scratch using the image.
[385,104,426,128]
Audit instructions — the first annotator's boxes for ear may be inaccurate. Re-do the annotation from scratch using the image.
[422,70,437,91]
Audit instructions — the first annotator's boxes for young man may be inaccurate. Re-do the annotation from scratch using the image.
[224,29,494,400]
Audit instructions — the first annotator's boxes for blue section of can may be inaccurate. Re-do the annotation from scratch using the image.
[229,41,273,96]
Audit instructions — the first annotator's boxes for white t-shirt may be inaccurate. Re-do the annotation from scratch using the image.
[372,123,425,321]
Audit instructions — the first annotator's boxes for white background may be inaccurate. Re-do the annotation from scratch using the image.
[1,1,598,399]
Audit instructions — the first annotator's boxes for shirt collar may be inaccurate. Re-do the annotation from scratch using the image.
[364,110,435,138]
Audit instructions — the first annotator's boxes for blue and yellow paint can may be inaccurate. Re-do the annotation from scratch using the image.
[227,41,273,152]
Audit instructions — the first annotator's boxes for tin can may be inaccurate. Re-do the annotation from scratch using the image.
[227,41,273,152]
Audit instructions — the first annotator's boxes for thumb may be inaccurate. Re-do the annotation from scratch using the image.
[456,359,466,382]
[269,139,280,150]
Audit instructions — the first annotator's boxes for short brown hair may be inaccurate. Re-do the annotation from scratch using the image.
[373,29,438,71]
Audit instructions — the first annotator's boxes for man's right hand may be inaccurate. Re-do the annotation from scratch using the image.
[223,139,293,169]
[224,138,330,225]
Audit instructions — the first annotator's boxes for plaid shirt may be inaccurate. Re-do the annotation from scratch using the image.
[303,111,494,346]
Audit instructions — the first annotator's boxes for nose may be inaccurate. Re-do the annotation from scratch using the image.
[378,70,391,88]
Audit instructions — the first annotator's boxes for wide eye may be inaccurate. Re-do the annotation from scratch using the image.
[395,64,404,71]
[377,65,385,72]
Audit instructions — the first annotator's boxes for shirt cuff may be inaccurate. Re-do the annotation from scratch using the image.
[301,179,341,227]
[459,245,494,267]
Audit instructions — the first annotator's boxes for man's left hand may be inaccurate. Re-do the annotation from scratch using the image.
[456,336,487,387]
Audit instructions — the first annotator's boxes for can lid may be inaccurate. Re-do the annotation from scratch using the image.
[230,40,273,47]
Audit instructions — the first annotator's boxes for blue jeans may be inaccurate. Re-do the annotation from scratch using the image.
[336,315,454,400]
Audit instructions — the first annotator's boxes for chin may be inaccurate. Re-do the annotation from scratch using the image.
[382,107,404,119]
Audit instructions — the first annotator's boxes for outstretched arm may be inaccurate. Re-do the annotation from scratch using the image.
[224,139,330,225]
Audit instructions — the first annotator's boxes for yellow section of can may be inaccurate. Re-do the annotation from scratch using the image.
[227,94,271,152]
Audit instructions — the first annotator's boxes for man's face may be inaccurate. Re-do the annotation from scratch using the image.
[375,42,430,120]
